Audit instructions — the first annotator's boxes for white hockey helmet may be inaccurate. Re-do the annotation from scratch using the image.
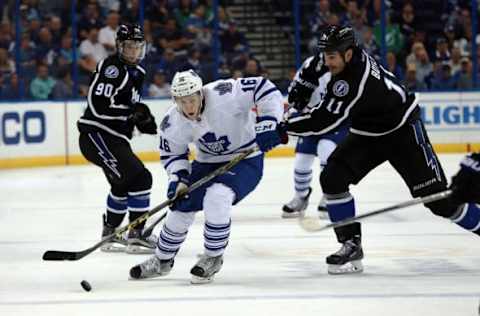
[171,70,204,120]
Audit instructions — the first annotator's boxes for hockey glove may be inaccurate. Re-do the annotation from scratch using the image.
[167,170,190,200]
[287,80,315,111]
[131,102,158,135]
[255,116,281,152]
[449,153,480,204]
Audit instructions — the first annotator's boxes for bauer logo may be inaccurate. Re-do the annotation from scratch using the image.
[420,104,480,127]
[0,110,46,145]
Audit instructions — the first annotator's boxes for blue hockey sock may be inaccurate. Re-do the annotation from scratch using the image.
[451,203,480,234]
[326,192,356,222]
[128,190,151,230]
[106,192,127,227]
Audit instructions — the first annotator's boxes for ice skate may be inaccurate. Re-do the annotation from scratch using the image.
[100,215,127,252]
[129,256,174,279]
[326,237,363,274]
[317,196,329,219]
[125,228,157,254]
[282,187,312,218]
[190,255,224,284]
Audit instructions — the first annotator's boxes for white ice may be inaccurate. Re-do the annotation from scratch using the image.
[1,154,479,316]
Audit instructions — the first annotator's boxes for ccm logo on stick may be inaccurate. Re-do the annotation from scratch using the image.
[1,111,46,145]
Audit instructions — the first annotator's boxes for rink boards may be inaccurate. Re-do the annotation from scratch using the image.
[1,92,480,168]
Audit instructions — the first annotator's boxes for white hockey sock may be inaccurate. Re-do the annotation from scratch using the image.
[294,153,315,198]
[156,211,195,260]
[203,183,235,257]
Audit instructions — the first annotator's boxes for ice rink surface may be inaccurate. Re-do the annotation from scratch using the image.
[1,154,479,316]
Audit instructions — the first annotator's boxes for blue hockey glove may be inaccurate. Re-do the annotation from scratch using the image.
[255,116,281,152]
[167,170,190,200]
[449,153,480,204]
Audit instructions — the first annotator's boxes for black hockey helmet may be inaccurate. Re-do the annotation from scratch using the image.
[317,25,356,53]
[116,23,146,65]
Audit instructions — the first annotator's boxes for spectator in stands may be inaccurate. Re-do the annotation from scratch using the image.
[52,66,73,100]
[309,0,331,34]
[10,34,36,79]
[184,4,208,37]
[148,0,171,30]
[122,0,141,24]
[148,70,171,97]
[449,47,462,75]
[0,48,15,79]
[340,0,360,26]
[406,42,432,84]
[48,15,63,48]
[55,33,78,69]
[431,62,457,90]
[220,21,248,61]
[2,73,23,100]
[157,18,191,53]
[97,0,120,15]
[34,27,56,65]
[0,22,13,49]
[434,37,451,62]
[403,63,426,91]
[397,2,416,52]
[174,0,194,30]
[79,27,108,64]
[455,57,473,90]
[373,14,404,56]
[386,52,403,81]
[454,25,472,58]
[444,24,456,50]
[30,63,55,100]
[26,15,42,44]
[351,12,367,46]
[154,48,179,82]
[361,27,380,62]
[180,47,202,74]
[78,3,103,40]
[99,10,120,55]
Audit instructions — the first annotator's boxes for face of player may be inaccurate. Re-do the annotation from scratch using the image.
[176,92,203,121]
[324,49,352,75]
[120,40,145,65]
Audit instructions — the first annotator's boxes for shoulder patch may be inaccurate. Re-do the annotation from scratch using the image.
[213,82,233,95]
[105,65,119,79]
[160,115,171,132]
[332,80,349,97]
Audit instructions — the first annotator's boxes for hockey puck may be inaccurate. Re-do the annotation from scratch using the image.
[80,280,92,292]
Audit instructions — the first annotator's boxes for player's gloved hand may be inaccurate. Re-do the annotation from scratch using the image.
[449,153,480,204]
[255,116,281,152]
[131,102,158,135]
[167,170,190,200]
[287,80,314,111]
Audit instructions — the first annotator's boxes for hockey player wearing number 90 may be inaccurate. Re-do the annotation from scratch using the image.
[129,69,285,284]
[77,23,158,254]
[286,25,480,275]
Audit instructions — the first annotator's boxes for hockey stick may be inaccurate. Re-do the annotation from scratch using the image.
[299,189,452,233]
[42,147,257,261]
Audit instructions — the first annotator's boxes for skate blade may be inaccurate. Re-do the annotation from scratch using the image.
[100,243,126,253]
[125,244,155,254]
[191,274,215,284]
[281,210,305,219]
[328,260,363,275]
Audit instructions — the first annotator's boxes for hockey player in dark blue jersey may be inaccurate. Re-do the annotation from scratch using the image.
[286,25,480,274]
[77,23,158,254]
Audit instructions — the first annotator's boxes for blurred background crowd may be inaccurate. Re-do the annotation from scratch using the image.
[0,0,478,101]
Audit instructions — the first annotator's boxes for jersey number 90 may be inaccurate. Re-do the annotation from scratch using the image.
[95,83,114,97]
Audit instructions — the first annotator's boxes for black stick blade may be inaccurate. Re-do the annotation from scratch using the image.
[42,250,80,261]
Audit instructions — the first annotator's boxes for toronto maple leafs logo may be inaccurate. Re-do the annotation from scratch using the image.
[213,82,233,96]
[199,132,231,154]
[160,115,171,131]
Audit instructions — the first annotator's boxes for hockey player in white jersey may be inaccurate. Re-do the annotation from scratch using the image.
[282,55,349,219]
[129,70,285,284]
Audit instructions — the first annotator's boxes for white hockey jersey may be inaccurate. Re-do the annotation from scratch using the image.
[293,55,331,109]
[158,77,284,176]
